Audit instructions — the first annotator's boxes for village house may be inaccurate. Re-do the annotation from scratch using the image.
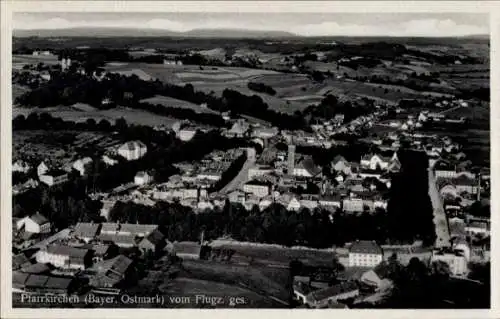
[251,126,279,139]
[465,220,490,237]
[318,195,342,212]
[306,281,360,308]
[177,126,198,142]
[349,240,384,267]
[36,245,92,270]
[72,157,93,176]
[100,223,158,238]
[331,155,356,175]
[293,157,322,177]
[225,119,250,138]
[117,141,148,161]
[360,154,391,171]
[168,241,202,260]
[39,169,69,187]
[15,272,77,295]
[91,244,117,263]
[102,155,119,166]
[248,165,274,180]
[16,213,50,234]
[134,171,153,186]
[13,160,31,173]
[138,229,166,254]
[73,222,101,243]
[91,254,134,288]
[430,248,468,276]
[98,234,137,248]
[360,266,393,292]
[243,180,272,198]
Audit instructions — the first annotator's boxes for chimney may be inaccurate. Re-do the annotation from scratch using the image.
[288,144,296,175]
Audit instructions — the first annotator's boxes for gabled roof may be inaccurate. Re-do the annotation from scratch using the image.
[46,245,90,258]
[172,241,202,256]
[73,222,101,239]
[296,157,322,176]
[118,140,147,152]
[141,229,165,246]
[349,240,383,255]
[96,254,133,276]
[332,155,348,165]
[29,213,49,225]
[307,281,359,303]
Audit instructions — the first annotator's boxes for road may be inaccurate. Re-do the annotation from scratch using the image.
[428,166,451,249]
[218,148,256,195]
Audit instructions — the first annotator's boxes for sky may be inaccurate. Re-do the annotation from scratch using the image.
[13,12,489,37]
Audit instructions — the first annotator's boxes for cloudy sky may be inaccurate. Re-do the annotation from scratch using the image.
[13,12,489,37]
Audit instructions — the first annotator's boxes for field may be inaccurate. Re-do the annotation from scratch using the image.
[178,260,291,306]
[13,130,120,167]
[12,54,60,70]
[13,104,179,128]
[139,95,218,114]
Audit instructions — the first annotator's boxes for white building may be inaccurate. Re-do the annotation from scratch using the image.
[349,240,384,267]
[37,162,49,176]
[73,157,93,176]
[243,180,272,198]
[117,141,148,161]
[36,245,91,270]
[360,154,390,171]
[178,128,197,142]
[39,170,69,187]
[134,171,153,186]
[16,213,50,234]
[13,160,31,173]
[430,249,468,276]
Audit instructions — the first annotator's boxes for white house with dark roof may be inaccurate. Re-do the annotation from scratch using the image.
[360,154,391,171]
[134,171,153,185]
[349,240,383,267]
[36,245,92,270]
[117,141,147,161]
[72,157,93,176]
[16,213,50,234]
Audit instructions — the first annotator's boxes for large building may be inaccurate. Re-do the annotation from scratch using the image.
[117,141,148,161]
[16,213,50,234]
[349,240,383,267]
[36,245,92,270]
[243,180,272,198]
[430,249,468,276]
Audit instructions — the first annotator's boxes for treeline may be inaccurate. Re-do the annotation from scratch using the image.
[303,94,374,123]
[247,82,276,96]
[108,200,392,248]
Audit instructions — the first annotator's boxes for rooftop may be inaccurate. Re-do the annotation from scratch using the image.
[308,281,359,303]
[349,240,383,255]
[46,245,90,258]
[73,222,101,239]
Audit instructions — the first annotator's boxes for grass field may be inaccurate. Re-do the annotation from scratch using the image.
[13,105,179,128]
[140,95,218,114]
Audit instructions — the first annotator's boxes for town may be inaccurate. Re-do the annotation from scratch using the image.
[11,19,490,309]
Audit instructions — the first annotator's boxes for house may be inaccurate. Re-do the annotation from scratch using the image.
[13,160,31,173]
[248,165,274,180]
[72,157,93,176]
[91,244,117,263]
[91,254,134,288]
[39,169,69,187]
[97,234,137,248]
[134,171,153,185]
[331,155,355,175]
[453,174,479,194]
[226,119,250,138]
[178,127,198,142]
[243,180,272,198]
[13,253,32,271]
[37,162,49,176]
[360,154,391,171]
[73,222,101,243]
[430,249,468,276]
[16,213,50,234]
[318,195,342,211]
[139,229,166,254]
[22,274,77,295]
[306,281,359,308]
[168,241,202,260]
[434,161,457,178]
[349,240,383,267]
[252,126,279,139]
[117,141,148,161]
[259,196,273,211]
[342,198,365,213]
[100,223,158,237]
[102,155,119,166]
[465,220,490,237]
[360,263,393,292]
[293,157,322,177]
[36,245,92,270]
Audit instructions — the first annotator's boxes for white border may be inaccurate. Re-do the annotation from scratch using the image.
[1,1,499,319]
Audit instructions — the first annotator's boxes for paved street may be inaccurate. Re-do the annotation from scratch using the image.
[428,166,451,248]
[218,148,256,195]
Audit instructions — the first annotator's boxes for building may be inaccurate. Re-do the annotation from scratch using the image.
[248,165,274,180]
[306,281,359,308]
[178,127,198,142]
[73,222,101,243]
[360,154,390,171]
[117,141,148,161]
[465,220,490,237]
[98,234,137,248]
[16,213,50,234]
[37,162,49,176]
[100,223,158,238]
[134,171,153,185]
[349,241,384,267]
[169,241,202,260]
[226,119,250,138]
[252,126,279,139]
[430,249,468,276]
[342,198,365,213]
[331,155,354,175]
[293,157,322,177]
[36,245,92,270]
[91,254,134,288]
[13,160,31,173]
[39,170,69,187]
[72,157,93,176]
[243,180,272,198]
[138,229,166,254]
[102,155,119,166]
[60,57,72,71]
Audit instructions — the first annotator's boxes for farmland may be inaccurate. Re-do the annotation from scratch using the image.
[13,104,179,128]
[12,130,120,167]
[140,95,218,114]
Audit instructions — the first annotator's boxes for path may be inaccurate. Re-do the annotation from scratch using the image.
[428,165,451,249]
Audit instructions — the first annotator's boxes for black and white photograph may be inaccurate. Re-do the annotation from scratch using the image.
[1,1,496,316]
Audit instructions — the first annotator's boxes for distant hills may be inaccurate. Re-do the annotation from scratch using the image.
[13,27,298,39]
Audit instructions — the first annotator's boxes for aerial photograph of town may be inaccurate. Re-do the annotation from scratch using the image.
[9,10,491,310]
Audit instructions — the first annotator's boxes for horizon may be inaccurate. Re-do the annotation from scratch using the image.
[13,12,490,37]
